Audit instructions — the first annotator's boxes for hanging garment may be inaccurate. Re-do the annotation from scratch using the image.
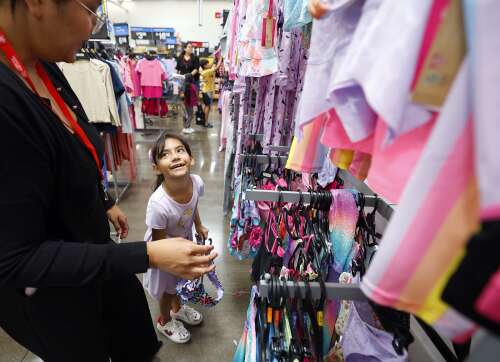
[119,57,135,95]
[341,302,409,362]
[233,286,259,362]
[237,0,279,77]
[130,59,142,97]
[283,0,312,30]
[325,0,382,144]
[227,175,262,260]
[328,0,433,142]
[294,0,365,137]
[60,60,120,126]
[442,221,500,336]
[220,91,233,151]
[365,115,436,203]
[440,0,500,337]
[361,61,478,341]
[329,190,359,274]
[135,58,167,88]
[286,114,329,173]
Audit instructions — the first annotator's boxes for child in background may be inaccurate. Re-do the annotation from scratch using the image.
[199,57,222,128]
[143,133,209,343]
[182,74,198,134]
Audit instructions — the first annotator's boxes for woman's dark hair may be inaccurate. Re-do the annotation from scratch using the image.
[180,42,193,59]
[200,59,209,69]
[150,132,192,191]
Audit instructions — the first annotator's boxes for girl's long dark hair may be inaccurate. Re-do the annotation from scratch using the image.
[150,132,192,191]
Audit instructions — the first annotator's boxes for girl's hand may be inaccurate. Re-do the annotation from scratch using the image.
[195,224,209,240]
[147,238,218,280]
[106,205,129,239]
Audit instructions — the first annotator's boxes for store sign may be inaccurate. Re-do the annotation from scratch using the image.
[215,11,222,19]
[131,27,154,40]
[165,38,177,45]
[152,27,175,41]
[116,36,129,46]
[114,23,129,37]
[189,41,207,48]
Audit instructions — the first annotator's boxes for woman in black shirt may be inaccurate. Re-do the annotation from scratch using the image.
[0,2,217,361]
[176,42,201,85]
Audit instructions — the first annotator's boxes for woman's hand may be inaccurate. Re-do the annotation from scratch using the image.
[195,224,209,240]
[147,238,218,280]
[106,205,129,239]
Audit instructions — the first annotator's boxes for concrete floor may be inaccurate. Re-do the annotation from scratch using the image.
[0,109,252,361]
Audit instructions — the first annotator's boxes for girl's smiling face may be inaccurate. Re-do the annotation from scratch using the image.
[154,137,194,180]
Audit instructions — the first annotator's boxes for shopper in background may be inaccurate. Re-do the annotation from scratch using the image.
[177,43,200,91]
[0,2,217,361]
[176,43,200,133]
[199,57,222,129]
[182,74,198,134]
[145,133,209,343]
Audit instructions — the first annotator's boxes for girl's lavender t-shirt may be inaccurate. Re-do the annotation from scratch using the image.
[144,175,204,242]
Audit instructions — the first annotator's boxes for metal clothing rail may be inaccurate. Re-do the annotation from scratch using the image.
[259,275,367,301]
[244,189,394,220]
[240,154,289,165]
[267,145,291,153]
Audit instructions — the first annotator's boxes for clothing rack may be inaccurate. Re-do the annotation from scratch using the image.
[267,145,290,153]
[244,169,484,362]
[104,133,131,204]
[240,154,289,165]
[259,275,366,301]
[244,189,393,220]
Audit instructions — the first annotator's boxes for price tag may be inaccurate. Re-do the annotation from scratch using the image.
[410,0,466,110]
[261,16,276,48]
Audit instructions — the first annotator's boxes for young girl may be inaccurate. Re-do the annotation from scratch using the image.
[144,133,209,343]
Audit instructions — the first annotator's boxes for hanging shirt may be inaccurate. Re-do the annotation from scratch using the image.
[361,61,477,341]
[135,58,167,88]
[237,0,279,77]
[283,0,312,31]
[60,59,120,126]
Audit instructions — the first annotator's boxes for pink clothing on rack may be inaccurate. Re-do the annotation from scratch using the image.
[366,115,436,203]
[136,59,167,88]
[130,60,141,97]
[141,86,163,98]
[119,58,135,94]
[321,109,374,154]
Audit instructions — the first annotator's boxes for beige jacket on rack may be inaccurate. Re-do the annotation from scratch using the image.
[60,59,121,127]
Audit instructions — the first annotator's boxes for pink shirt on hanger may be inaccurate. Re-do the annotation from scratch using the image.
[135,59,167,88]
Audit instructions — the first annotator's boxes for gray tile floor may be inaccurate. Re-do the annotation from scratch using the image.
[0,109,251,361]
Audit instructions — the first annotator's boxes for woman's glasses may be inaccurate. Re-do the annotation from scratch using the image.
[74,0,107,35]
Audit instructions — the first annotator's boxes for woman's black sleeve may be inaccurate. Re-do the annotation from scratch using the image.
[0,107,149,288]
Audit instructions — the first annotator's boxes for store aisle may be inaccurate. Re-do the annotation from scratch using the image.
[0,112,251,362]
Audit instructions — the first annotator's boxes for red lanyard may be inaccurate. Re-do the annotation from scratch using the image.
[0,29,102,178]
